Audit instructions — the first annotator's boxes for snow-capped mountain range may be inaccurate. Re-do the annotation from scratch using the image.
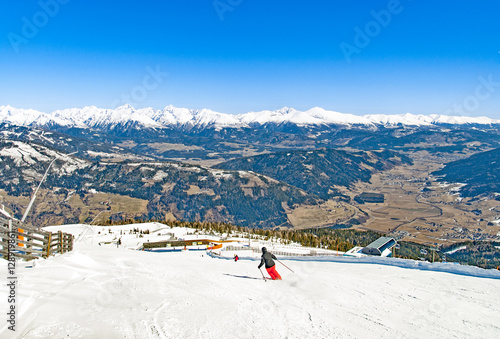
[1,105,499,130]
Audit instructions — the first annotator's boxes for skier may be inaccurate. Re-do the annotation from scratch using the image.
[234,254,239,262]
[258,247,282,280]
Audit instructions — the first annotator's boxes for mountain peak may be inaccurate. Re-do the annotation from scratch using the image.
[275,106,296,114]
[116,104,135,110]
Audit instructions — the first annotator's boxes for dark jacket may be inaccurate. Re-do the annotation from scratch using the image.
[258,251,277,269]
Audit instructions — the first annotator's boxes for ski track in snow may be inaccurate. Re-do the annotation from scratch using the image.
[0,224,499,338]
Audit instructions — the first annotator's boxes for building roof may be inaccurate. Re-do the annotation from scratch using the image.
[361,236,397,256]
[366,236,396,249]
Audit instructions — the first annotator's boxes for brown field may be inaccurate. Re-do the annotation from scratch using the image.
[348,151,500,245]
[286,200,358,230]
[186,185,215,196]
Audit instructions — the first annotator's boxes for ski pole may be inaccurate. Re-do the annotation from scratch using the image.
[259,268,267,281]
[276,259,294,273]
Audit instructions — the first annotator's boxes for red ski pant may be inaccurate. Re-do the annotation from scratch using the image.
[266,265,282,280]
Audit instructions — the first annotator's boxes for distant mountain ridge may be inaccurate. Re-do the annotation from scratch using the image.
[0,140,318,228]
[433,148,500,198]
[1,105,499,131]
[217,149,413,199]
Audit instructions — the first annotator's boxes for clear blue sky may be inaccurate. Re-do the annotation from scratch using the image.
[1,0,499,117]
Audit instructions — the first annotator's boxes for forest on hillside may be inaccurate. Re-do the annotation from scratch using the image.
[217,149,412,199]
[433,148,500,197]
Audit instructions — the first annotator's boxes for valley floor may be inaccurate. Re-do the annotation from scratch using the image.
[1,224,500,338]
[351,151,500,245]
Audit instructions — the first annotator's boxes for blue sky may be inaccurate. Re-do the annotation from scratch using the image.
[1,0,499,117]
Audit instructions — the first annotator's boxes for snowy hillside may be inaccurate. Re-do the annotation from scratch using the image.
[1,105,499,130]
[0,140,88,173]
[1,223,499,338]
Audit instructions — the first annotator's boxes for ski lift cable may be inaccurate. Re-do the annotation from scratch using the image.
[21,151,77,223]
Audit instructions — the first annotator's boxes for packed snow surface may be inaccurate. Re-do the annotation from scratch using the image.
[1,223,500,339]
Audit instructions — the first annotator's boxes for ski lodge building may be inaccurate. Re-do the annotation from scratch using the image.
[344,236,397,258]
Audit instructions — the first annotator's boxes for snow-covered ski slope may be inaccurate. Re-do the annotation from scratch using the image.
[1,223,499,339]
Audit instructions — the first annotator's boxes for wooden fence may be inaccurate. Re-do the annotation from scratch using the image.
[0,215,74,261]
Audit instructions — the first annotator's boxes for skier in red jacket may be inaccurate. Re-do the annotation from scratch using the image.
[258,247,282,280]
